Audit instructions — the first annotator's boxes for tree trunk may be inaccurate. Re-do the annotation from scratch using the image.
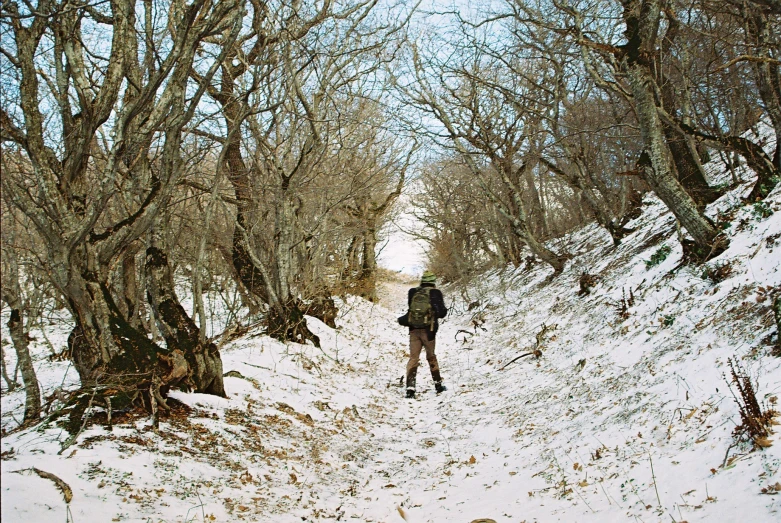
[136,252,162,342]
[275,194,298,301]
[64,261,126,387]
[267,195,324,345]
[503,225,524,267]
[345,235,361,276]
[515,221,566,273]
[7,308,41,424]
[121,246,142,328]
[360,223,378,301]
[616,0,723,257]
[662,122,721,206]
[145,246,225,396]
[542,158,634,245]
[679,125,780,200]
[746,6,781,172]
[221,97,271,304]
[65,266,178,412]
[500,170,566,273]
[215,243,260,316]
[53,238,204,415]
[657,17,722,207]
[628,64,722,254]
[0,345,18,392]
[231,222,270,304]
[361,227,378,277]
[193,177,223,343]
[524,168,549,238]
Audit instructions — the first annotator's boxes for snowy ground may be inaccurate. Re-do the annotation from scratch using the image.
[2,178,781,522]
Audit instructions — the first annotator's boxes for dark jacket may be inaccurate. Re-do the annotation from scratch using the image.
[400,283,447,339]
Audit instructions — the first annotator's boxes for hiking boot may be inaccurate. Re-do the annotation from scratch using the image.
[435,382,447,394]
[406,389,415,399]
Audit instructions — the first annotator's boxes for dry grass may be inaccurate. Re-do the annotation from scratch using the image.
[727,358,778,447]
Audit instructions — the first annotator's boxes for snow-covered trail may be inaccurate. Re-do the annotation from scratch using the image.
[317,280,479,519]
[330,280,543,522]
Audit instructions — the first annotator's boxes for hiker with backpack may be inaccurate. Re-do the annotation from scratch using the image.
[398,271,448,399]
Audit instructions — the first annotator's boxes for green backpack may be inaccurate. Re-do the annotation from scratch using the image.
[408,287,434,329]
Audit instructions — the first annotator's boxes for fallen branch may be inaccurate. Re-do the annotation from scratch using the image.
[241,362,304,381]
[13,468,73,503]
[223,369,262,389]
[455,329,474,342]
[500,323,552,370]
[500,349,542,370]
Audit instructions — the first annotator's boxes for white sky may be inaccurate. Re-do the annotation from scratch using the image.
[377,203,428,275]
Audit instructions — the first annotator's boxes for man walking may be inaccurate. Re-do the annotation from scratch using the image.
[399,270,448,399]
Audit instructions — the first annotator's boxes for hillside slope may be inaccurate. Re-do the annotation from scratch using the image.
[2,182,780,522]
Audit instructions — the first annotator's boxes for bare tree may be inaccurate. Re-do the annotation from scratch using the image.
[399,36,569,273]
[542,89,645,245]
[672,0,781,201]
[337,111,416,300]
[511,0,726,258]
[196,0,413,342]
[414,159,508,280]
[1,0,243,410]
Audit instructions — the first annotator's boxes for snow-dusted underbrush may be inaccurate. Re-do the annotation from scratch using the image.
[1,179,780,523]
[436,183,781,522]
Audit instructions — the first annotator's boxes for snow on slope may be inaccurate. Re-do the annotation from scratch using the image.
[2,181,780,522]
[416,191,781,522]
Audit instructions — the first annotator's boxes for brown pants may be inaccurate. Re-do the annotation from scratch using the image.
[406,329,442,390]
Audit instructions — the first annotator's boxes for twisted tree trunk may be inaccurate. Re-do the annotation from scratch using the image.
[218,91,324,345]
[145,246,225,396]
[514,220,566,273]
[663,123,722,206]
[224,115,271,304]
[658,11,723,207]
[65,267,175,404]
